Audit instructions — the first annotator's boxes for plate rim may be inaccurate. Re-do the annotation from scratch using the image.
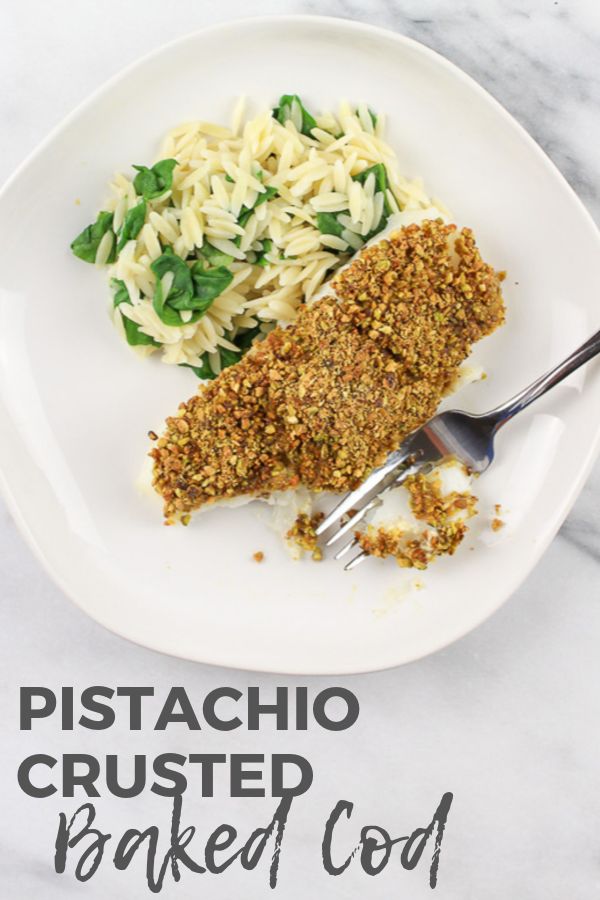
[1,14,599,674]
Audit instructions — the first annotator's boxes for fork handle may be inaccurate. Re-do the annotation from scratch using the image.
[487,326,600,430]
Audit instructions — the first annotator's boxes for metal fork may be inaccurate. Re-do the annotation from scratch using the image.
[316,327,600,570]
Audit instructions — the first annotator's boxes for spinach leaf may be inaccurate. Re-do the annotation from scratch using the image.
[150,251,196,326]
[116,200,146,252]
[133,159,177,200]
[273,94,317,136]
[316,211,345,238]
[316,166,392,248]
[151,251,233,325]
[365,216,388,242]
[111,278,159,347]
[182,325,263,381]
[237,186,279,230]
[217,326,263,369]
[356,107,377,128]
[199,243,234,268]
[181,358,215,380]
[256,238,273,267]
[352,163,392,214]
[255,184,279,208]
[182,350,235,381]
[111,278,130,308]
[189,262,233,310]
[70,211,116,264]
[352,162,387,191]
[219,347,243,369]
[235,324,262,351]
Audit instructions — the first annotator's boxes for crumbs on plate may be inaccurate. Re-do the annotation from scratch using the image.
[356,465,478,569]
[286,513,324,561]
[491,504,505,532]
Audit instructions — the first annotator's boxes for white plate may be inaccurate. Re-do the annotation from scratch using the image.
[1,16,599,674]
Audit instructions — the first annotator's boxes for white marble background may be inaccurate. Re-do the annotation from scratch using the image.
[1,1,600,897]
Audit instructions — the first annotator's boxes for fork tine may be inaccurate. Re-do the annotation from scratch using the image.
[315,479,385,538]
[335,463,422,569]
[392,465,421,488]
[334,537,359,560]
[325,497,382,547]
[315,448,416,537]
[344,550,369,571]
[327,462,417,549]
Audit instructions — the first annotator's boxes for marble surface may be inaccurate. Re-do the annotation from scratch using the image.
[1,1,600,897]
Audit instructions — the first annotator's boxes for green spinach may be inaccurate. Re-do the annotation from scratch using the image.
[182,325,262,380]
[352,163,392,214]
[70,210,116,264]
[189,262,233,308]
[237,186,278,230]
[181,357,214,380]
[151,250,233,326]
[316,211,345,238]
[236,324,262,351]
[133,159,177,201]
[355,107,377,128]
[199,243,234,268]
[255,238,273,267]
[116,199,146,252]
[273,94,317,136]
[151,251,195,326]
[111,278,159,347]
